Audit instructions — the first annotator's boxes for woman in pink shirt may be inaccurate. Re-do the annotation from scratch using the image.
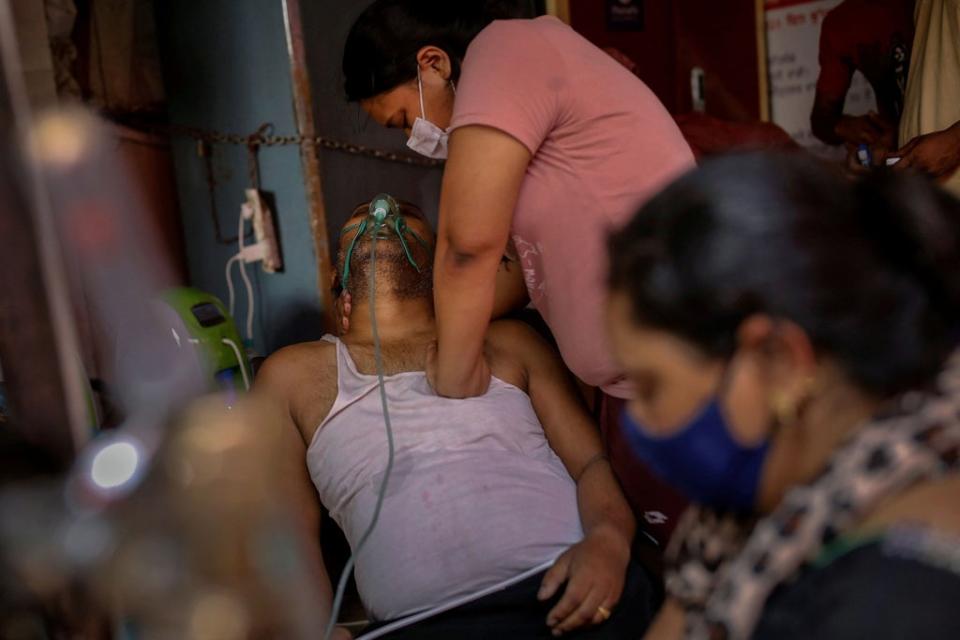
[343,1,695,546]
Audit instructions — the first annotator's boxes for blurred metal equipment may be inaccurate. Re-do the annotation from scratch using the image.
[30,109,202,424]
[1,396,326,639]
[1,5,324,635]
[0,107,327,638]
[82,397,325,639]
[0,0,89,464]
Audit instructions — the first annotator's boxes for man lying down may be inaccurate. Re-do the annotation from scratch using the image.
[256,200,656,639]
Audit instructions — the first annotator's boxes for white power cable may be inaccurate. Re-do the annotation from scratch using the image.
[221,337,250,391]
[238,258,254,341]
[238,204,255,341]
[225,254,241,315]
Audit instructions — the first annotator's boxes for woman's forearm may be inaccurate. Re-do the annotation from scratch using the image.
[430,125,532,396]
[432,236,502,397]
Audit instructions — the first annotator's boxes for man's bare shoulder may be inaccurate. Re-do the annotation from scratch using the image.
[484,319,554,390]
[256,339,338,398]
[256,339,342,441]
[485,319,544,349]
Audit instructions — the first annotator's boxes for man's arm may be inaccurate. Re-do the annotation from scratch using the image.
[811,15,854,146]
[487,321,635,635]
[813,102,895,149]
[254,355,351,639]
[809,10,896,148]
[811,94,853,146]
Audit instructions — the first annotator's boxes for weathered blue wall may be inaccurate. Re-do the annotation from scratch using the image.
[156,0,323,355]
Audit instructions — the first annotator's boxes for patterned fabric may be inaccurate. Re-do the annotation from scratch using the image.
[666,351,960,640]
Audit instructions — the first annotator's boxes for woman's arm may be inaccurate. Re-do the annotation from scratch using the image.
[428,125,531,398]
[487,321,636,635]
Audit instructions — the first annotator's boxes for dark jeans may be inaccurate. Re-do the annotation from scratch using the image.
[363,556,660,639]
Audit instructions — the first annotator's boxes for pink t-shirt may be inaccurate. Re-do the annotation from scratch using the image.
[450,16,695,398]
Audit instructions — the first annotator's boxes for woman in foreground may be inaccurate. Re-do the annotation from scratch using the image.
[606,153,960,639]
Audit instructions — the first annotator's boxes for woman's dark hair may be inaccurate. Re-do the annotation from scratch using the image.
[608,153,960,396]
[342,0,525,102]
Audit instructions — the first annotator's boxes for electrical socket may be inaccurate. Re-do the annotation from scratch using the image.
[244,189,282,273]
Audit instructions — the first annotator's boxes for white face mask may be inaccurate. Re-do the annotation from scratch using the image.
[406,67,453,160]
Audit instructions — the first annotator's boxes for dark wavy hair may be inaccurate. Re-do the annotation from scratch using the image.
[608,153,960,396]
[342,0,526,102]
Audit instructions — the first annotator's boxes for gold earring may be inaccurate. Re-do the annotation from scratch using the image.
[770,377,817,428]
[770,391,799,429]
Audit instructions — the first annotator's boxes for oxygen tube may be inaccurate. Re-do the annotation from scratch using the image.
[324,194,425,639]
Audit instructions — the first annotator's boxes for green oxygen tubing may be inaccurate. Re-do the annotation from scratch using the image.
[324,194,420,639]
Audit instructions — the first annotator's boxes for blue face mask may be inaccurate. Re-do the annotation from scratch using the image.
[620,395,770,512]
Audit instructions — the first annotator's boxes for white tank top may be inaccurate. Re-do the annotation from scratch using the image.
[306,336,583,621]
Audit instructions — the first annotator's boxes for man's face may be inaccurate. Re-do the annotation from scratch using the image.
[338,204,435,252]
[334,202,435,301]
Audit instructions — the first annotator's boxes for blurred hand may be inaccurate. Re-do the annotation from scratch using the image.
[425,341,492,398]
[893,124,960,181]
[844,142,872,175]
[835,112,895,148]
[538,526,630,636]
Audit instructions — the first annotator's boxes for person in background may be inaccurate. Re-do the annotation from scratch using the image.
[895,0,960,195]
[341,0,696,545]
[606,153,960,639]
[810,0,915,159]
